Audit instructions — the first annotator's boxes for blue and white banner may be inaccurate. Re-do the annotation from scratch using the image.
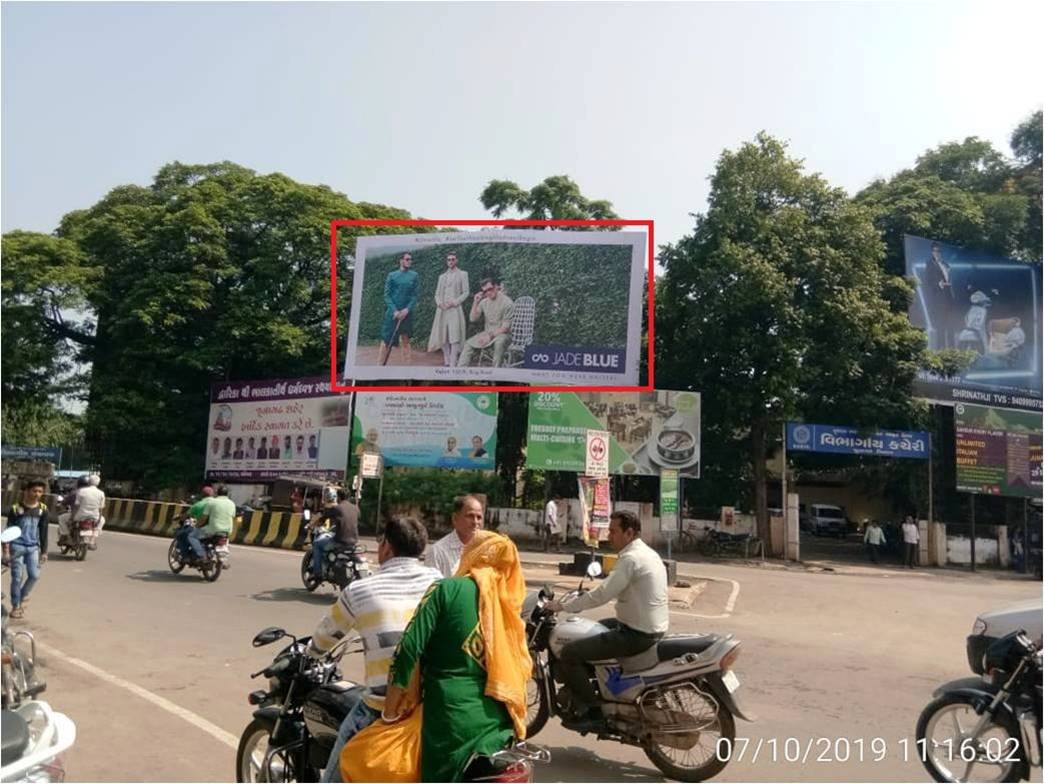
[786,423,929,460]
[1,445,62,464]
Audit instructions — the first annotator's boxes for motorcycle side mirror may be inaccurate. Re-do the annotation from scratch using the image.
[1,526,22,544]
[586,562,603,579]
[252,627,286,647]
[303,509,312,522]
[538,585,555,601]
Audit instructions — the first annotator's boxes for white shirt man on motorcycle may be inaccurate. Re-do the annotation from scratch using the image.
[546,509,669,728]
[58,474,106,545]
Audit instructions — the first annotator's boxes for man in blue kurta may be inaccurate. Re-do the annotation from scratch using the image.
[378,252,420,365]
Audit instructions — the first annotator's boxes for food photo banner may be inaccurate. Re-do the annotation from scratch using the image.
[352,392,498,470]
[205,377,352,482]
[342,230,646,386]
[527,390,701,477]
[954,403,1042,498]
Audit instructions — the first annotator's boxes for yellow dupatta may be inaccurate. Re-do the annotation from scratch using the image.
[454,530,532,739]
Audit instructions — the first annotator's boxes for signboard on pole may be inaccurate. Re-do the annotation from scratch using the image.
[204,377,352,483]
[527,390,701,477]
[954,403,1042,497]
[578,475,611,544]
[786,423,929,460]
[360,453,383,479]
[660,469,679,518]
[585,429,610,479]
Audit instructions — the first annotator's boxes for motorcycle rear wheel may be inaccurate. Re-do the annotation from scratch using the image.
[524,670,551,739]
[75,543,88,561]
[642,685,735,782]
[201,557,222,582]
[300,554,320,592]
[915,693,1026,783]
[167,541,185,574]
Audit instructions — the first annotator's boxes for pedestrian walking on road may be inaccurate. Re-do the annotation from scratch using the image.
[902,515,920,569]
[3,480,50,620]
[864,520,886,564]
[543,493,562,552]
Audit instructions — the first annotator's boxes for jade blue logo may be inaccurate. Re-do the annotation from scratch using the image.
[793,426,811,445]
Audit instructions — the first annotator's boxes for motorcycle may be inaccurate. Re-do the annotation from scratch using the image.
[167,518,226,582]
[0,700,76,783]
[300,529,370,592]
[956,290,992,355]
[522,562,752,782]
[57,517,98,562]
[916,629,1041,782]
[236,626,548,783]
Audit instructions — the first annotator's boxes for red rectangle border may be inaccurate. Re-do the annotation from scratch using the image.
[329,219,655,393]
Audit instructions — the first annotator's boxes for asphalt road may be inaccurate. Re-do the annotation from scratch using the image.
[6,527,1039,783]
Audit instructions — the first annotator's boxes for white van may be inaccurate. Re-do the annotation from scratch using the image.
[802,503,847,538]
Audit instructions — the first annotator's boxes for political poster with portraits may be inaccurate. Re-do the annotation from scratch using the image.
[205,377,352,483]
[905,235,1042,412]
[527,390,701,477]
[342,230,646,385]
[351,392,498,470]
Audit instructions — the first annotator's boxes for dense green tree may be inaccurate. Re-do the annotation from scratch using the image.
[1009,110,1042,262]
[480,175,619,225]
[656,133,927,539]
[5,161,411,489]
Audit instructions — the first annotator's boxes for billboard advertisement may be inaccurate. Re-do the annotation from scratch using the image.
[352,392,498,470]
[342,230,645,386]
[954,403,1042,498]
[527,390,701,477]
[905,235,1042,411]
[786,423,929,459]
[205,377,352,483]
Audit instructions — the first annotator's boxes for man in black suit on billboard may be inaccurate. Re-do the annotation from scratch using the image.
[919,242,956,349]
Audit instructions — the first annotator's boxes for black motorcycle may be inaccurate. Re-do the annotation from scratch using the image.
[168,518,225,582]
[236,626,549,783]
[916,630,1042,782]
[300,533,370,592]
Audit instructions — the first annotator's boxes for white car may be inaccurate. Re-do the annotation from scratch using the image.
[966,597,1044,674]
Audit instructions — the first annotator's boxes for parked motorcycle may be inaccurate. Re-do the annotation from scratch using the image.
[916,629,1042,782]
[300,531,370,592]
[236,626,548,783]
[522,562,752,782]
[57,517,98,562]
[167,518,226,582]
[0,699,76,783]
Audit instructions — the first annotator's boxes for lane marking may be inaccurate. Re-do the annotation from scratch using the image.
[37,641,239,750]
[671,577,741,619]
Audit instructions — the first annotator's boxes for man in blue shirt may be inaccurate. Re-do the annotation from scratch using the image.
[3,480,50,620]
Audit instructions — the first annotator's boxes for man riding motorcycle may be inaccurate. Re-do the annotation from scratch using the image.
[179,485,234,564]
[58,474,106,549]
[175,486,215,559]
[545,509,669,729]
[308,487,359,580]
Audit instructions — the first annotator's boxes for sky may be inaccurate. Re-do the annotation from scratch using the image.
[2,1,1042,252]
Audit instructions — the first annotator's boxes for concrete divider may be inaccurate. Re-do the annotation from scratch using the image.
[1,492,307,552]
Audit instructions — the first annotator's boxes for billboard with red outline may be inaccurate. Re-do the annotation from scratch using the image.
[329,219,654,393]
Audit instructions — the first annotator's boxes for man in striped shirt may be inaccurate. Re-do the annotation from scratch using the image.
[306,516,441,782]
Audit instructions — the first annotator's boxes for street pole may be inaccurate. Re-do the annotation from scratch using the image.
[781,422,788,558]
[970,494,976,573]
[1024,498,1030,575]
[927,432,933,528]
[376,472,385,535]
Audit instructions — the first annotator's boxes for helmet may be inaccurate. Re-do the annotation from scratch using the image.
[323,486,338,505]
[77,475,90,488]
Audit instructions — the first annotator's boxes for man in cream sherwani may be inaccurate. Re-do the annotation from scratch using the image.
[426,252,470,367]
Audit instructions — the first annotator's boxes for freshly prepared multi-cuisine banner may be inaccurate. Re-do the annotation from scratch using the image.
[526,390,701,477]
[342,230,646,385]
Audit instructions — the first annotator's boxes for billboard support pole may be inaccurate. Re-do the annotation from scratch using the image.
[928,431,934,528]
[781,422,788,536]
[970,495,977,573]
[1023,498,1030,575]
